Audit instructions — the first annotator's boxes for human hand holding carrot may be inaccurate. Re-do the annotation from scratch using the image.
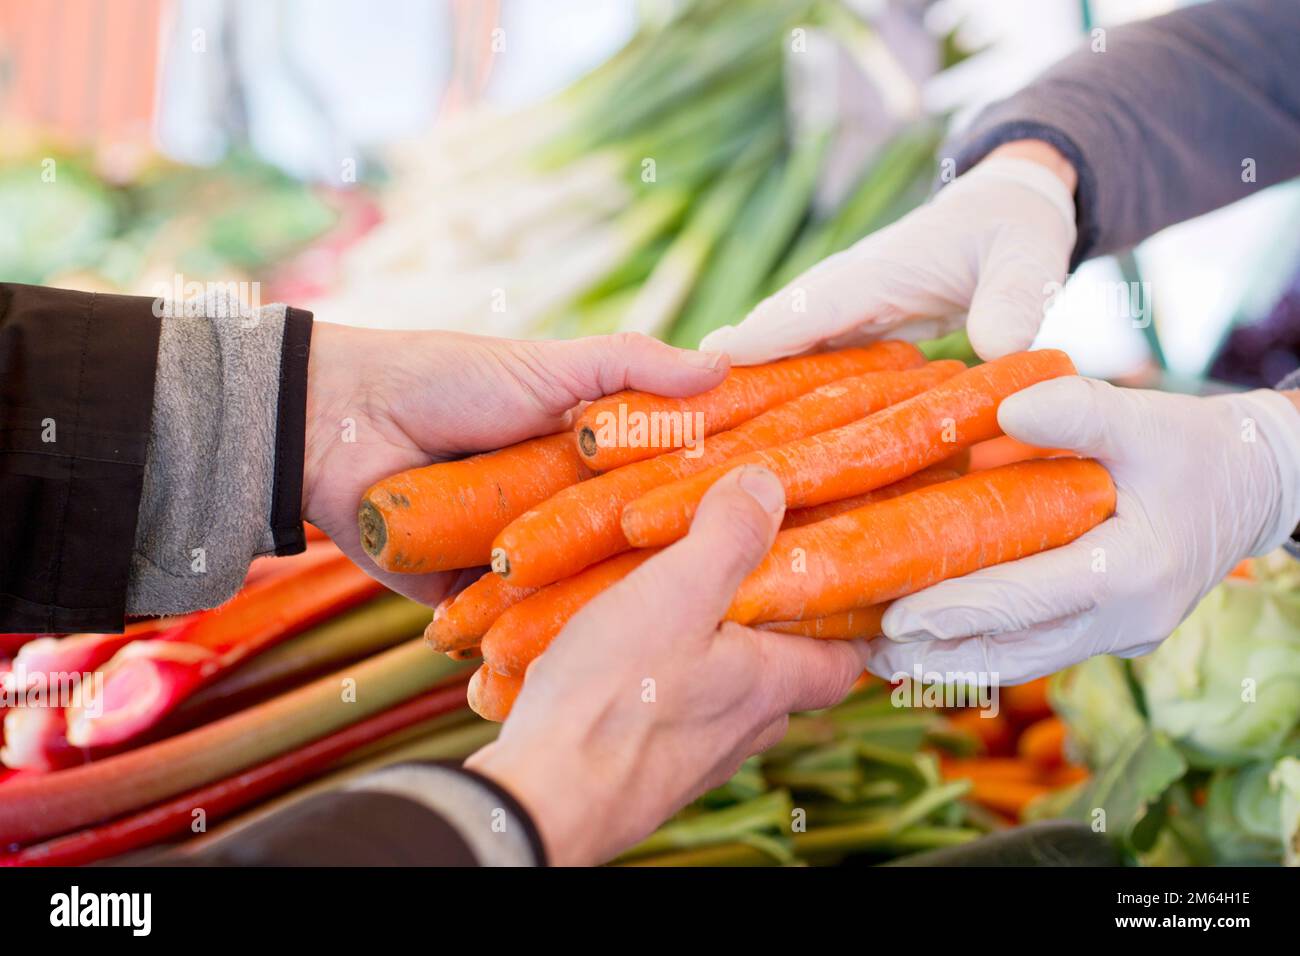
[464,466,871,866]
[301,324,727,605]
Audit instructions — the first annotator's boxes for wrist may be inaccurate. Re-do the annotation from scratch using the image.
[465,739,620,867]
[301,322,353,522]
[1223,389,1300,555]
[986,139,1078,193]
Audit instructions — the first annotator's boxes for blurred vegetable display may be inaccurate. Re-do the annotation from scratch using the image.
[1042,554,1300,866]
[319,0,953,345]
[618,674,1086,866]
[0,146,345,295]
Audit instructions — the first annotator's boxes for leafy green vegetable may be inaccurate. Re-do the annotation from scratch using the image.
[1137,575,1300,769]
[1056,729,1187,856]
[1049,654,1147,767]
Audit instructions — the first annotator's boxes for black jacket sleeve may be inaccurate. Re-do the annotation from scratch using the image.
[172,764,548,866]
[0,283,162,633]
[0,282,313,633]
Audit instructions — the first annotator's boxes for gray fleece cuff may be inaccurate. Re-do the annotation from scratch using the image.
[346,763,546,866]
[127,293,310,616]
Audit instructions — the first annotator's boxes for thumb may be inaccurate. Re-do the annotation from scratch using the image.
[997,376,1125,459]
[964,237,1064,361]
[625,466,786,632]
[529,332,728,406]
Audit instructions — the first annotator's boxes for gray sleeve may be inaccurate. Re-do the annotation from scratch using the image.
[127,293,309,616]
[943,0,1300,268]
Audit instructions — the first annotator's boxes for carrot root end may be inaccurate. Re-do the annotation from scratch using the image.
[578,427,598,458]
[357,499,387,558]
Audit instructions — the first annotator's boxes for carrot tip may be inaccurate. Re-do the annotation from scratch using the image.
[446,646,481,662]
[490,548,510,578]
[357,499,387,558]
[578,427,598,458]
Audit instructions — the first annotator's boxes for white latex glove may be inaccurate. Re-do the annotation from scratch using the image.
[865,377,1300,685]
[701,156,1077,364]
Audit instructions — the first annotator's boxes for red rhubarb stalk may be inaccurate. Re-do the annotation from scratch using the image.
[0,634,42,657]
[64,555,383,749]
[0,637,467,846]
[1,680,469,867]
[242,539,342,588]
[0,707,79,772]
[0,619,190,771]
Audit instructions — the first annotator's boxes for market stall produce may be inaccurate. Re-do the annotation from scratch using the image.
[1042,555,1300,865]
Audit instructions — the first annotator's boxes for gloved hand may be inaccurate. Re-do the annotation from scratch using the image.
[467,466,870,865]
[700,150,1077,364]
[865,377,1300,685]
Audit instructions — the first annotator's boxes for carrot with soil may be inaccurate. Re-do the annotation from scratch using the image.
[726,458,1116,625]
[622,349,1077,548]
[574,341,925,470]
[358,431,593,574]
[493,361,963,587]
[468,665,524,723]
[426,573,538,654]
[481,550,656,678]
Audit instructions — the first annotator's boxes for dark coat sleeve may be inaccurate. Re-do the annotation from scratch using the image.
[942,0,1300,269]
[170,764,548,867]
[0,283,162,633]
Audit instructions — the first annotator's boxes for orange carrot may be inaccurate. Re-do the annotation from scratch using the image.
[446,646,482,662]
[1001,676,1054,724]
[969,435,1075,471]
[1228,559,1254,580]
[1018,716,1067,769]
[493,362,963,587]
[623,350,1077,548]
[960,777,1051,818]
[945,709,1015,757]
[940,757,1039,783]
[426,573,538,653]
[467,665,524,722]
[358,432,593,574]
[780,466,960,529]
[574,341,926,470]
[936,447,972,474]
[726,458,1116,625]
[758,604,887,640]
[1048,764,1090,788]
[481,550,656,677]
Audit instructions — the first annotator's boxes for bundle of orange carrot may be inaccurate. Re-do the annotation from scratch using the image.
[358,342,1114,722]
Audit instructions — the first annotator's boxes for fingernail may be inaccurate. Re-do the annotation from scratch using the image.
[738,466,785,514]
[685,349,726,371]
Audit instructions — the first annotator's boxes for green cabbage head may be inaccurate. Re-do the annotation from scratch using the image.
[1137,560,1300,770]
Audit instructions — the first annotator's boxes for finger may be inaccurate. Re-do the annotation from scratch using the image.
[563,465,785,657]
[882,519,1121,641]
[996,376,1127,459]
[752,630,873,714]
[528,332,728,406]
[612,466,787,636]
[964,236,1063,360]
[701,248,889,365]
[864,618,1094,686]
